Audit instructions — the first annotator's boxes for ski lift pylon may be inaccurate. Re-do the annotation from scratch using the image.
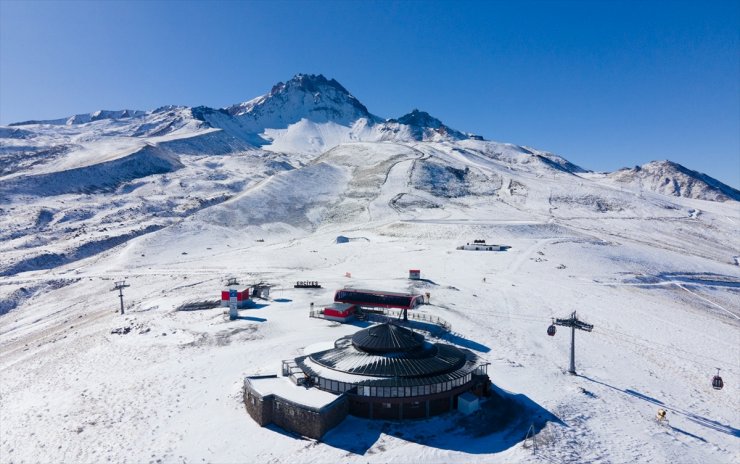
[712,368,724,390]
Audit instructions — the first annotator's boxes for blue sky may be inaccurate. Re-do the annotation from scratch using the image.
[1,0,738,186]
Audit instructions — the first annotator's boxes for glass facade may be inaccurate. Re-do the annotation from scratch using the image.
[315,370,479,397]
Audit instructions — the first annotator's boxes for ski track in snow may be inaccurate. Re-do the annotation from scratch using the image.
[2,106,740,463]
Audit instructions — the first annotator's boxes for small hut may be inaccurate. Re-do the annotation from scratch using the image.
[252,283,271,299]
[322,303,356,322]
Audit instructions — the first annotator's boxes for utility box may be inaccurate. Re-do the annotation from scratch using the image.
[457,392,480,414]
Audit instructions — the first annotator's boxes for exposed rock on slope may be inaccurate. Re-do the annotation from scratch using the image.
[608,160,740,202]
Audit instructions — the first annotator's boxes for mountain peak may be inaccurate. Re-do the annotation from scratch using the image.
[386,109,468,141]
[270,74,351,97]
[396,109,444,129]
[225,74,372,128]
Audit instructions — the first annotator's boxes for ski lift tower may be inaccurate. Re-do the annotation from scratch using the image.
[111,280,130,315]
[553,311,594,375]
[227,277,239,320]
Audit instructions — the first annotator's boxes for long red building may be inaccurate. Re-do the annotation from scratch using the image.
[333,288,424,310]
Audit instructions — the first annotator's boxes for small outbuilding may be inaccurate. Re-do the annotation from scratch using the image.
[457,242,508,251]
[323,303,356,322]
[252,283,271,299]
[457,391,480,414]
[409,269,421,280]
[220,288,250,308]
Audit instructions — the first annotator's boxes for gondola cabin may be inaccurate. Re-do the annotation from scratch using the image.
[334,288,424,310]
[712,369,724,390]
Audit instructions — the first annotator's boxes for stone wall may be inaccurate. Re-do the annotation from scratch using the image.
[244,377,349,440]
[244,381,273,426]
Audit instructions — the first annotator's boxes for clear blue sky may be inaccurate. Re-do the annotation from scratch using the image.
[1,0,738,187]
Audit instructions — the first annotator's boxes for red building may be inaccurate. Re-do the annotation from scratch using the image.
[221,288,250,309]
[323,303,356,322]
[334,288,423,310]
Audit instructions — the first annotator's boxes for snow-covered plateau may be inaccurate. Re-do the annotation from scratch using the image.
[1,74,738,463]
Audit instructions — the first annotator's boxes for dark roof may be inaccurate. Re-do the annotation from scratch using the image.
[351,323,423,353]
[310,341,468,378]
[338,288,422,298]
[305,323,475,381]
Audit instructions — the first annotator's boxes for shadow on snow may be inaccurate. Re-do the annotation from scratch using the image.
[580,375,739,438]
[321,384,563,455]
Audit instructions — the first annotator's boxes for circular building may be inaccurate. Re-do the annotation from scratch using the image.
[294,322,490,420]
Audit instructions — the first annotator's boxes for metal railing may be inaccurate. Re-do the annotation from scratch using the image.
[309,307,451,331]
[373,308,452,331]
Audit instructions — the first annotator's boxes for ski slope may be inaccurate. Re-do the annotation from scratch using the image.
[1,137,738,464]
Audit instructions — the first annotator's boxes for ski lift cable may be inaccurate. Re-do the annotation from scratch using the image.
[593,326,731,366]
[595,331,733,386]
[463,309,731,370]
[595,329,732,371]
[603,322,728,347]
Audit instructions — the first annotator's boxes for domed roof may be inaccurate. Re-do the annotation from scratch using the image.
[309,342,467,378]
[351,323,424,353]
[305,323,473,380]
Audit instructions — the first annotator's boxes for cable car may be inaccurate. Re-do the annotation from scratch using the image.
[547,319,557,336]
[712,368,724,390]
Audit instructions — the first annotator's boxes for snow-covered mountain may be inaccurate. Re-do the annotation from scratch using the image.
[225,73,375,126]
[607,160,740,202]
[1,71,737,278]
[1,74,738,464]
[9,109,148,127]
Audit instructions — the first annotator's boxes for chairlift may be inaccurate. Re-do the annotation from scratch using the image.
[712,368,724,390]
[547,319,557,336]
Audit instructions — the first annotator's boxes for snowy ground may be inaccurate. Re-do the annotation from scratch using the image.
[1,139,739,463]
